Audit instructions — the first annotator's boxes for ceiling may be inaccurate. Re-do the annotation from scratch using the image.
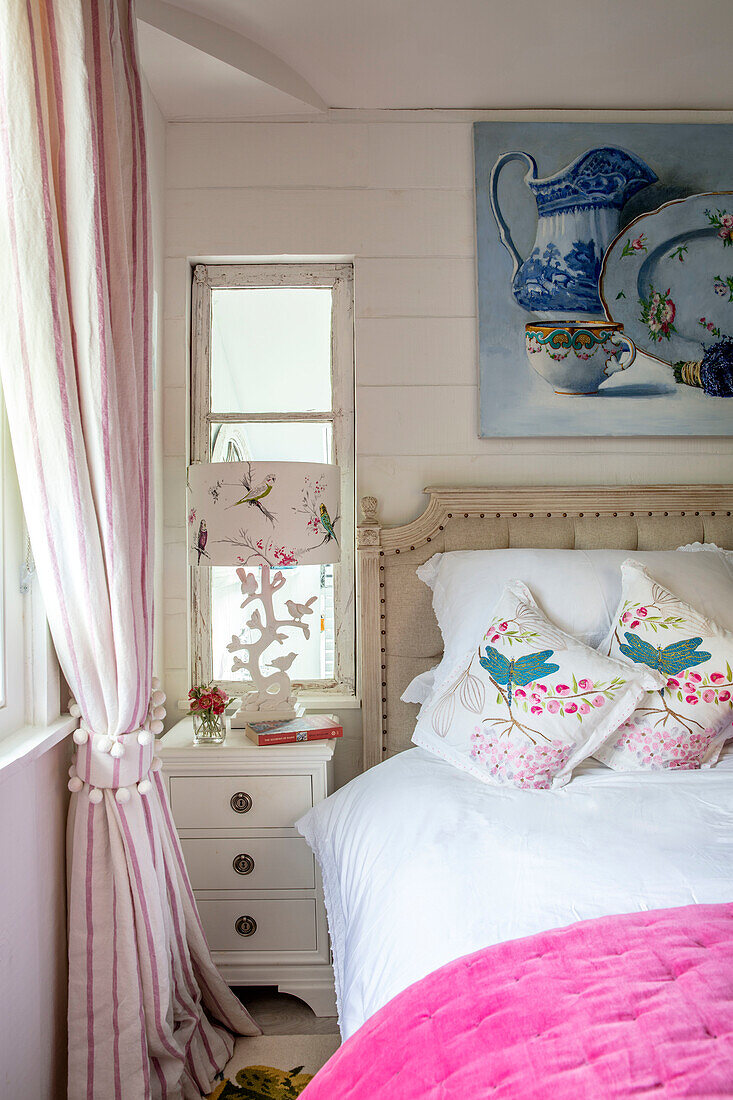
[138,0,733,121]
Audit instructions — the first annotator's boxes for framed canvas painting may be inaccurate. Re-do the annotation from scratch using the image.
[474,121,733,437]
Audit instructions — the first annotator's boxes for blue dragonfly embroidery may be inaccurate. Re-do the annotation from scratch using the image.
[619,632,711,689]
[478,646,559,705]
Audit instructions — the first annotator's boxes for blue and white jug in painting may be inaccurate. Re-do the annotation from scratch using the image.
[490,146,657,318]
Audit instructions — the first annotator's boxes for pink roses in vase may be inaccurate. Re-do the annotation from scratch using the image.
[189,683,228,744]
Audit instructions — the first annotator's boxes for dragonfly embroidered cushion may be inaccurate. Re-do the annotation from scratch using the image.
[412,582,663,790]
[415,547,733,716]
[595,560,733,771]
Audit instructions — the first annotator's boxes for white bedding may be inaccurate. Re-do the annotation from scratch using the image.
[297,744,733,1039]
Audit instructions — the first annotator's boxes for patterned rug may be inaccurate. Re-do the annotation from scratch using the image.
[207,1034,340,1099]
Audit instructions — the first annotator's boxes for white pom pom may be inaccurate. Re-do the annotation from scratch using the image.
[151,676,161,690]
[115,787,131,804]
[150,719,164,735]
[69,702,82,718]
[110,741,124,759]
[150,757,163,773]
[67,697,76,711]
[137,729,153,746]
[151,706,166,721]
[95,735,113,754]
[151,690,166,707]
[68,776,83,793]
[68,765,77,778]
[137,778,153,795]
[88,787,103,804]
[73,727,89,745]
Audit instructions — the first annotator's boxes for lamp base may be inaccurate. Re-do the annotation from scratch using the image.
[230,696,306,728]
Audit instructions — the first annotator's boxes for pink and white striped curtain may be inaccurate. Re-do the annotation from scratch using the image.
[0,2,258,1096]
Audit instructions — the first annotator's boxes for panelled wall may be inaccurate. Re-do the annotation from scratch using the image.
[161,113,733,787]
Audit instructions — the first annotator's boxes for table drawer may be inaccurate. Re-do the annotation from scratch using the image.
[181,837,315,891]
[169,774,313,829]
[197,898,317,952]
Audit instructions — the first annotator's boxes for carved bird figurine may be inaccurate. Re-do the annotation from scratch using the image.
[268,652,298,673]
[285,596,317,622]
[319,502,338,544]
[196,519,208,564]
[232,474,276,507]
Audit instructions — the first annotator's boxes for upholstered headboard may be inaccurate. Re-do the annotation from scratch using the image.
[357,485,733,770]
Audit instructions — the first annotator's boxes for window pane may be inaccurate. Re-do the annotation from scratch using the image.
[210,421,332,464]
[212,565,335,683]
[210,287,332,414]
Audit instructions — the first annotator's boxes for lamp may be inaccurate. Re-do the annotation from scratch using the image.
[187,460,341,726]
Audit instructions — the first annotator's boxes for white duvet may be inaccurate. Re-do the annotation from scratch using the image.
[297,745,733,1039]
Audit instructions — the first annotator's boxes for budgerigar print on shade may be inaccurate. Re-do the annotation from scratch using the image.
[186,460,341,568]
[474,121,733,436]
[319,502,339,545]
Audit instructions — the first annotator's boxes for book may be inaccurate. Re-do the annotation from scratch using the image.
[245,714,343,746]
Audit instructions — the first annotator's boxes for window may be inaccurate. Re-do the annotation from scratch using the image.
[190,263,355,697]
[0,381,27,737]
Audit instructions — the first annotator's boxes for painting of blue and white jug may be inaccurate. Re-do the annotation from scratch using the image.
[474,121,733,436]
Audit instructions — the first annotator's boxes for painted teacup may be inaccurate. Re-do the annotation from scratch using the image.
[525,321,636,395]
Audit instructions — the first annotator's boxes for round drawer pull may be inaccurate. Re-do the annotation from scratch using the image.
[233,853,255,876]
[235,915,257,938]
[230,791,252,814]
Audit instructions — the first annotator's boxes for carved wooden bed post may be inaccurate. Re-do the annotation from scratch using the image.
[357,496,383,770]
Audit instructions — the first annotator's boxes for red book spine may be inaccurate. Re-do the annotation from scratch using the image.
[253,728,342,745]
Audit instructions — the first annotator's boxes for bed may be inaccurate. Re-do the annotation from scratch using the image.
[297,486,733,1090]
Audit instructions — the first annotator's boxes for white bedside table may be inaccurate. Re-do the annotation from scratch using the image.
[158,718,336,1016]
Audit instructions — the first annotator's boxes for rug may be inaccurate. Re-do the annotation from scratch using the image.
[207,1034,340,1099]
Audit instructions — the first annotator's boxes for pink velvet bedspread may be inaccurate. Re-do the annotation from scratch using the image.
[303,903,733,1098]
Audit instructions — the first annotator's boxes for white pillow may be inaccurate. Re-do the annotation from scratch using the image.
[417,547,733,706]
[595,560,733,771]
[412,581,663,790]
[400,667,437,708]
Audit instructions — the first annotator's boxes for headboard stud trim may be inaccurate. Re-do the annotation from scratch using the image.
[358,485,733,770]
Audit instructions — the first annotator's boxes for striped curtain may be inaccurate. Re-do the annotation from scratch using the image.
[0,2,258,1097]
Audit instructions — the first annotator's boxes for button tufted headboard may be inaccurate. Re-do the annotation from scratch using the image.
[357,485,733,770]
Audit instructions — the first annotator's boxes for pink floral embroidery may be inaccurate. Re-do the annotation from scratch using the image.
[610,722,718,770]
[470,728,572,790]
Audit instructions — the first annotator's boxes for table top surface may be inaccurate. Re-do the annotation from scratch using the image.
[159,716,338,762]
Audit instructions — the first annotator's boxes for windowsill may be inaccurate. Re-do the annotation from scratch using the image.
[0,713,77,787]
[177,690,361,713]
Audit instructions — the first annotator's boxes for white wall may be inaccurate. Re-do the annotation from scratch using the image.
[0,741,70,1099]
[161,113,733,784]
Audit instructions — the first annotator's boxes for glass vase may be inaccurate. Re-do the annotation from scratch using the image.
[192,710,226,745]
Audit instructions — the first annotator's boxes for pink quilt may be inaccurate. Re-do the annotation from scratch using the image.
[303,903,733,1098]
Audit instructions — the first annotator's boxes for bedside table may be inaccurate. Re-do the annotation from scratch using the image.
[158,718,336,1016]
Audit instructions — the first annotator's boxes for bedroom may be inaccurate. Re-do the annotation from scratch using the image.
[0,1,732,1097]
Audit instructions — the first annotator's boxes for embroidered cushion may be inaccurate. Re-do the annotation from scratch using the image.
[415,547,733,714]
[595,560,733,771]
[412,581,663,790]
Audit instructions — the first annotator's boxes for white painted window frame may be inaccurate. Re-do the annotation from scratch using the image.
[190,262,356,699]
[0,380,63,757]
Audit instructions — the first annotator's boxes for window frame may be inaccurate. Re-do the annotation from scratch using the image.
[190,261,356,699]
[0,379,61,745]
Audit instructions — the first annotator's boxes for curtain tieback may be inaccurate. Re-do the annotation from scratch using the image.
[69,731,160,803]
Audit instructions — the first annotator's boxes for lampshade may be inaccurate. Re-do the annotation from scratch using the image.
[187,460,341,568]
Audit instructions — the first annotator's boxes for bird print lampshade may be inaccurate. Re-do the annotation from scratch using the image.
[186,460,341,569]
